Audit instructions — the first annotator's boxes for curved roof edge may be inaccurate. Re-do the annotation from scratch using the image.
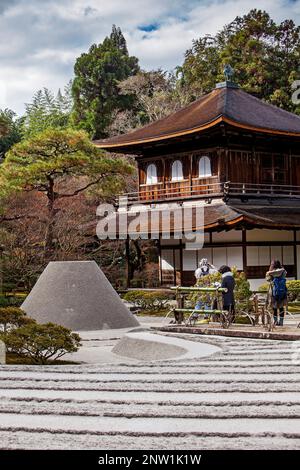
[95,115,300,150]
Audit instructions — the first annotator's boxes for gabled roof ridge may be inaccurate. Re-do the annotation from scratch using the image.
[94,85,300,150]
[234,88,300,121]
[99,89,219,144]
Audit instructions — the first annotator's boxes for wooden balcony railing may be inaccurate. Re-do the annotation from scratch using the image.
[115,180,300,206]
[224,182,300,199]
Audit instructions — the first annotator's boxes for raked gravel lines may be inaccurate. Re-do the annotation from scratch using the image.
[0,333,299,449]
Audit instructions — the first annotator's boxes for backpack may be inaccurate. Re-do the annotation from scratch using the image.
[272,276,287,301]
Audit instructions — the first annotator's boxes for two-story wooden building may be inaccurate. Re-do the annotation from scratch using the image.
[95,80,300,289]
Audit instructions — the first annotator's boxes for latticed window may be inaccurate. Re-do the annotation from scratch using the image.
[146,163,158,184]
[199,156,212,177]
[171,160,184,181]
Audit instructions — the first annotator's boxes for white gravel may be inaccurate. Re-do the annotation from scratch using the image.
[0,326,299,450]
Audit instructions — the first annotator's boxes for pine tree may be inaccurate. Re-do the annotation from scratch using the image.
[71,25,139,138]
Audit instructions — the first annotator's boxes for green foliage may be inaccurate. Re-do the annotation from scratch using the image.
[72,25,139,138]
[0,307,35,334]
[231,267,252,309]
[190,267,252,311]
[259,279,300,301]
[234,315,252,325]
[0,128,133,255]
[180,9,300,114]
[22,85,73,138]
[0,117,8,137]
[0,109,22,159]
[0,295,24,308]
[3,322,81,364]
[123,290,174,311]
[189,271,222,306]
[1,128,133,200]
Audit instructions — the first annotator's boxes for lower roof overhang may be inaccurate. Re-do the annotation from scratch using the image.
[93,201,300,239]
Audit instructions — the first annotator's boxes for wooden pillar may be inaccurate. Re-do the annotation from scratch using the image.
[161,157,166,190]
[294,230,298,279]
[289,150,293,186]
[179,239,183,286]
[189,154,193,195]
[242,228,247,274]
[125,237,131,289]
[158,236,163,286]
[172,249,176,286]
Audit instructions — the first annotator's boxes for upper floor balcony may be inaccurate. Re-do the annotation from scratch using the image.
[115,180,300,207]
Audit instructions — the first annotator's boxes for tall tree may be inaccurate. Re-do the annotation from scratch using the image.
[22,83,73,138]
[180,9,300,113]
[72,25,139,138]
[109,69,190,135]
[0,109,22,160]
[0,128,133,256]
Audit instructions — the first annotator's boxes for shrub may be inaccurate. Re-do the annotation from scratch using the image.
[259,279,300,301]
[3,322,81,364]
[0,295,24,308]
[0,307,35,334]
[123,290,174,311]
[189,267,252,311]
[234,315,252,325]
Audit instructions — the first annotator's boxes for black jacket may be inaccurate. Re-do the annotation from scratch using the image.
[221,272,235,306]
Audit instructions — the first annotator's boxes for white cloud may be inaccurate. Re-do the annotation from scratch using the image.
[0,0,299,114]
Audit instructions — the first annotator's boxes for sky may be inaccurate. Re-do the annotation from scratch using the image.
[0,0,299,115]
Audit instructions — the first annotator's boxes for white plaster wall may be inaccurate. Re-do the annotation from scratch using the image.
[183,250,197,270]
[227,247,243,270]
[197,248,213,264]
[247,245,294,267]
[212,247,227,267]
[161,250,174,270]
[283,246,294,265]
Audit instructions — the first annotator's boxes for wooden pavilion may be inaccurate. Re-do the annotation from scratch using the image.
[94,79,300,289]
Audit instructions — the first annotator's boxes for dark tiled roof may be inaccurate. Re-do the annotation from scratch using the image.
[230,204,300,228]
[94,85,300,150]
[91,202,300,238]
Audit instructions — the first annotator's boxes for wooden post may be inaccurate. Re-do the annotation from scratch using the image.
[125,237,131,289]
[294,230,298,279]
[158,236,163,286]
[242,228,247,274]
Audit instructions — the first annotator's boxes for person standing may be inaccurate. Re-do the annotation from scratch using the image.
[266,260,287,326]
[194,258,217,280]
[219,265,235,322]
[194,258,217,319]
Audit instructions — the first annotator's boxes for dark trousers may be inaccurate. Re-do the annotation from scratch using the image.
[224,304,235,322]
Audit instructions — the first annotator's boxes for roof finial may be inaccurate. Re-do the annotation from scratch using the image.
[215,64,239,89]
[223,64,234,81]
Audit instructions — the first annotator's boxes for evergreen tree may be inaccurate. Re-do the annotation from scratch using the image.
[0,109,22,160]
[71,25,139,138]
[180,9,300,113]
[23,83,73,138]
[0,128,133,255]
